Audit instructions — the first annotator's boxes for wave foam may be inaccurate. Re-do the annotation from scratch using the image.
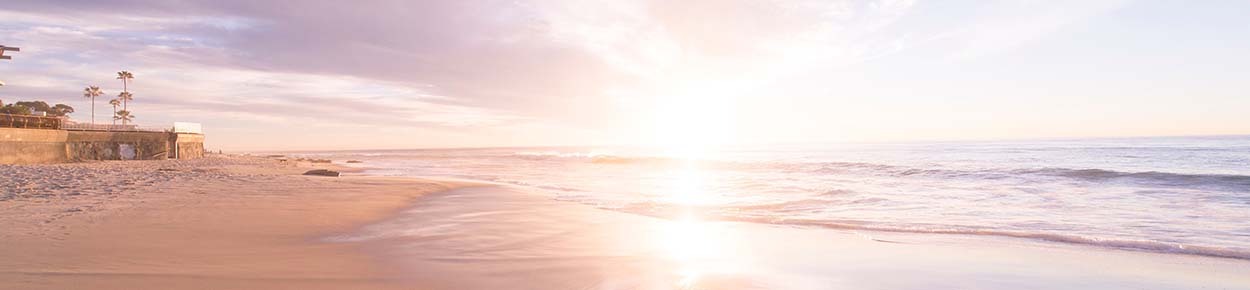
[508,151,1250,191]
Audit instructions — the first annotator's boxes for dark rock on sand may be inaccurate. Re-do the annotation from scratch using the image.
[302,169,340,177]
[346,160,363,163]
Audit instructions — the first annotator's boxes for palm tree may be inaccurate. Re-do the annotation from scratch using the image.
[116,71,134,111]
[116,92,133,124]
[114,110,133,124]
[82,85,103,124]
[108,98,121,125]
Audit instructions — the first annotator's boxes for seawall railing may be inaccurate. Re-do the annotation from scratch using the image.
[61,123,170,132]
[0,113,63,129]
[2,115,197,134]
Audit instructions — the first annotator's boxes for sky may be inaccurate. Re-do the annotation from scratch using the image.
[0,0,1248,151]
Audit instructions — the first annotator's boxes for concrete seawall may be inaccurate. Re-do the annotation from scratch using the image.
[0,128,70,164]
[0,128,205,164]
[66,131,174,161]
[174,133,205,159]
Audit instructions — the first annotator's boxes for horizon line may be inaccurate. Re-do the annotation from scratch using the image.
[230,133,1250,153]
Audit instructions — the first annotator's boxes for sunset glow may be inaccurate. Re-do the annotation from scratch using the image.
[2,1,1247,151]
[4,1,1250,290]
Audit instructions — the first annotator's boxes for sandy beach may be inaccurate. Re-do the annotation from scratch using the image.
[0,156,471,290]
[3,156,1250,290]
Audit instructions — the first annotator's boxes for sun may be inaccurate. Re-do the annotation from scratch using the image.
[648,83,737,160]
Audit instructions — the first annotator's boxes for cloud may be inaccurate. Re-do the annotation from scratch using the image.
[0,0,1158,149]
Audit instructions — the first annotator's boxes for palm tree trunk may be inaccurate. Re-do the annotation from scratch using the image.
[91,97,95,125]
[122,80,128,111]
[122,80,128,125]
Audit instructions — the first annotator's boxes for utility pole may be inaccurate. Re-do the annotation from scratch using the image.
[0,45,17,87]
[0,45,18,60]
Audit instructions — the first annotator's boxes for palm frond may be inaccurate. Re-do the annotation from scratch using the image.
[83,85,103,97]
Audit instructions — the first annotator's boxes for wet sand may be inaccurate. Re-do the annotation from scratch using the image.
[0,156,471,290]
[342,185,1250,290]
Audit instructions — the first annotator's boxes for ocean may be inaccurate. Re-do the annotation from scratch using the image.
[292,135,1250,260]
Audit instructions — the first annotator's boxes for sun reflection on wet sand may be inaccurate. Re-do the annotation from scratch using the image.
[662,216,715,287]
[655,160,745,289]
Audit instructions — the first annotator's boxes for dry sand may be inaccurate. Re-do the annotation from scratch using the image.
[0,156,472,290]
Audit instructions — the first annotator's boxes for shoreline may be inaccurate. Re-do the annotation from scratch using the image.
[337,161,1250,263]
[0,156,475,290]
[347,185,1250,290]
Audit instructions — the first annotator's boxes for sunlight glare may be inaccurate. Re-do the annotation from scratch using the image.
[665,165,713,206]
[659,215,728,288]
[650,82,737,160]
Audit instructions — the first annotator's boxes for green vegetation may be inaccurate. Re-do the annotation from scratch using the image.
[0,70,137,124]
[0,100,74,117]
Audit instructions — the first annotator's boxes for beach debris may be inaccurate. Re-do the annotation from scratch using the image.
[302,169,340,177]
[346,160,363,163]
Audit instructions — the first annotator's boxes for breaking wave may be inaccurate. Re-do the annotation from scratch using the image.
[510,152,1250,191]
